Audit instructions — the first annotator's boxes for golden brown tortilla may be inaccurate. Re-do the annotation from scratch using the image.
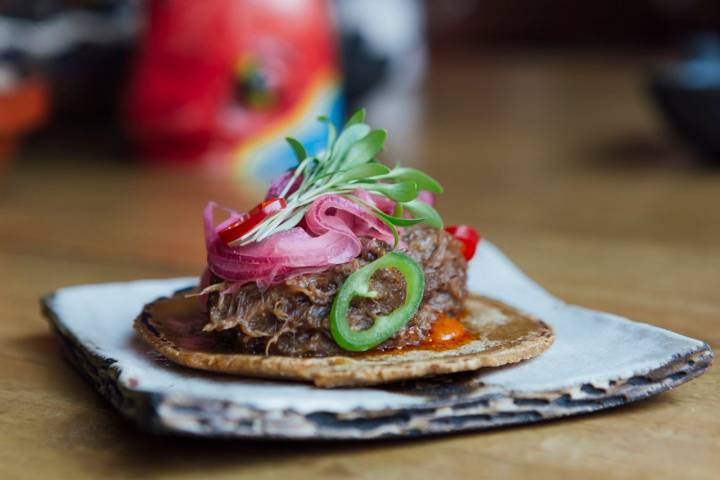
[134,292,554,388]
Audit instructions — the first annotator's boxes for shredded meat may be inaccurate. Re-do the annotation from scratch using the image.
[204,225,468,356]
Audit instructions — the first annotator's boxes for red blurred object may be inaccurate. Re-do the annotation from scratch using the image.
[0,77,48,168]
[445,225,481,261]
[218,197,287,244]
[126,0,339,165]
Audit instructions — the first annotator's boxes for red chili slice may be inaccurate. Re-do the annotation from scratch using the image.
[218,197,286,245]
[445,224,481,261]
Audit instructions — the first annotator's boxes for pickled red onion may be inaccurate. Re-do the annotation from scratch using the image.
[204,192,394,287]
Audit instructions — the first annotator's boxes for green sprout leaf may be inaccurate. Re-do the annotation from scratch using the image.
[344,129,387,168]
[375,214,399,249]
[403,199,444,229]
[333,123,371,164]
[369,180,418,203]
[317,115,337,150]
[238,111,444,246]
[345,108,366,127]
[375,210,426,227]
[380,167,443,193]
[285,137,307,163]
[334,162,391,184]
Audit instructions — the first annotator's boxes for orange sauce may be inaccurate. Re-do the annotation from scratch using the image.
[421,313,474,351]
[426,314,473,348]
[367,312,475,356]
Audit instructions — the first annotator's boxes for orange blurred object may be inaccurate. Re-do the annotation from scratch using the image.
[0,77,49,167]
[125,0,342,177]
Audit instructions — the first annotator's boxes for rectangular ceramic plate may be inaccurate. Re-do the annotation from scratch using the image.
[42,241,713,439]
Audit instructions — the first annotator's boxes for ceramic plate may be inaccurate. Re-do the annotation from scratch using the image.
[42,241,713,439]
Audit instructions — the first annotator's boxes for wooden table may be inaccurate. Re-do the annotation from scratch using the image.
[1,52,718,479]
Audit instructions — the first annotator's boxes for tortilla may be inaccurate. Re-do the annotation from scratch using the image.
[134,292,554,388]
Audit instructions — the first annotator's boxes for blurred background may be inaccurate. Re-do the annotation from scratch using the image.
[3,0,720,176]
[3,3,720,472]
[2,0,720,297]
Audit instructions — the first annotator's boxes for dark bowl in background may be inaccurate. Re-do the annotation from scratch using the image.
[650,36,720,165]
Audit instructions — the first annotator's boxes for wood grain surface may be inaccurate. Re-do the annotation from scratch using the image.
[1,52,718,479]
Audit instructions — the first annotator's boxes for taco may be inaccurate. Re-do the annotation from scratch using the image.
[134,110,553,387]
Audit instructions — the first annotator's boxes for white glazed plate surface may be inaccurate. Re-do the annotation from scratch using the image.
[42,241,713,439]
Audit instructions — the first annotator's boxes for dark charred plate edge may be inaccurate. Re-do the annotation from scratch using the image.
[40,292,715,440]
[42,292,168,434]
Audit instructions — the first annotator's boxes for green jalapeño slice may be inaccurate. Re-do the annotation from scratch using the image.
[330,252,424,352]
